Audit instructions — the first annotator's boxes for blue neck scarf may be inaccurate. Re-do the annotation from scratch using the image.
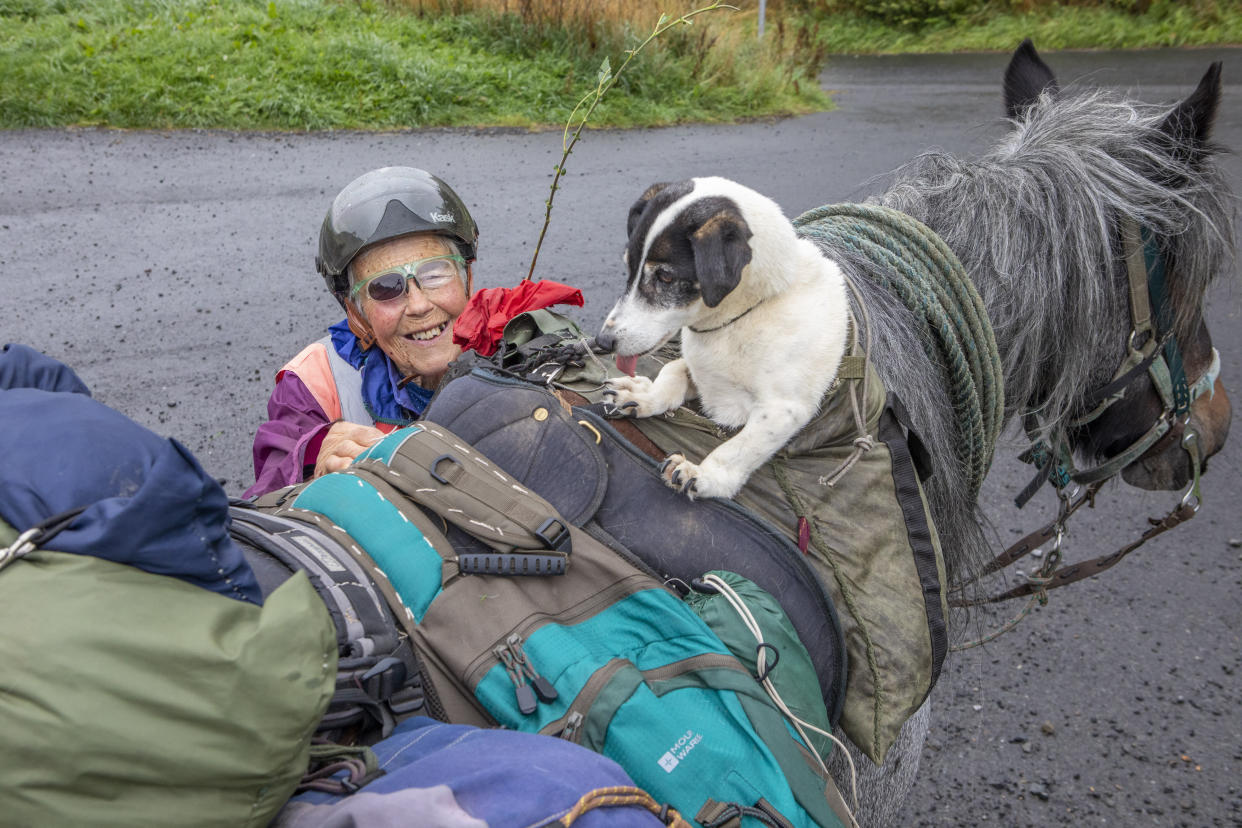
[329,319,434,425]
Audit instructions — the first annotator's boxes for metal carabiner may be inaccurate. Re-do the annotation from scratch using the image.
[0,527,40,573]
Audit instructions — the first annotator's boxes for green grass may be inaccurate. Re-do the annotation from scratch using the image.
[0,0,828,130]
[808,0,1241,54]
[2,0,1237,131]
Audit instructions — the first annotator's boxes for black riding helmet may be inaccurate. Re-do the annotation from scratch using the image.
[316,167,479,306]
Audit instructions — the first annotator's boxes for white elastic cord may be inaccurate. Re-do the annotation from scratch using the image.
[700,573,860,828]
[820,271,876,488]
[576,332,613,378]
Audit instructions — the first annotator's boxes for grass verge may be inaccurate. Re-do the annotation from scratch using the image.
[806,0,1241,54]
[0,0,828,130]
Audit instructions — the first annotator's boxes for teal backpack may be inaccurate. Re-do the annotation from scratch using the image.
[256,422,853,828]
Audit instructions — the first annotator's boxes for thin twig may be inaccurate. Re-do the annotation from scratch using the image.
[525,2,738,281]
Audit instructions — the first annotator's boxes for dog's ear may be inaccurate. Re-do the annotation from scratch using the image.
[690,207,752,308]
[628,182,675,238]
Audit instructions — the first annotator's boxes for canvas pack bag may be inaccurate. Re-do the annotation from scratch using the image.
[479,310,949,764]
[255,422,853,828]
[624,363,948,764]
[0,518,338,828]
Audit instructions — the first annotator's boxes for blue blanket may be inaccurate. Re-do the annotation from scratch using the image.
[0,343,260,604]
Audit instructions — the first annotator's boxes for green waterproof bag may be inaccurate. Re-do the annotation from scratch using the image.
[687,570,835,760]
[0,519,338,828]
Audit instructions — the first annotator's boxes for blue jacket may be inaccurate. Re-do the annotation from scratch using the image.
[0,344,261,604]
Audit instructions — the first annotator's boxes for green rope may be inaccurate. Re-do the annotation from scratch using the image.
[794,203,1004,498]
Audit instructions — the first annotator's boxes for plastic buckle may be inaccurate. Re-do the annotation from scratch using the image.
[689,577,720,594]
[359,657,407,700]
[529,362,565,385]
[535,518,571,552]
[430,454,461,485]
[388,684,425,715]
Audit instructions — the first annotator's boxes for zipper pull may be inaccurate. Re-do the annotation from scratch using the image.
[494,643,537,715]
[508,634,558,702]
[559,710,584,743]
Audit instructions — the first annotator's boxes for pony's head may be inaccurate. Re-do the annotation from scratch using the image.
[1003,40,1233,492]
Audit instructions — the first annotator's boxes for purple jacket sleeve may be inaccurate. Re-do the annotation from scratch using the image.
[244,372,334,499]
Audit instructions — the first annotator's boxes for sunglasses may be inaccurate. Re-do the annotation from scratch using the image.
[350,254,465,303]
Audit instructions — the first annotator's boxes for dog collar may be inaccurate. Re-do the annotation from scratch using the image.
[689,297,768,334]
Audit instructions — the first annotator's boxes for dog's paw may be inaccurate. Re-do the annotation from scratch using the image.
[659,453,743,500]
[602,375,664,418]
[659,453,700,497]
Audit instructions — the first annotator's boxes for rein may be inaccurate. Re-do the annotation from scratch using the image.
[957,217,1220,623]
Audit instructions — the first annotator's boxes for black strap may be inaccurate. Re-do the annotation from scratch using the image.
[879,402,947,693]
[13,506,87,549]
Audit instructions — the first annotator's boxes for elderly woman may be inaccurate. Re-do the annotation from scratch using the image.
[245,167,478,497]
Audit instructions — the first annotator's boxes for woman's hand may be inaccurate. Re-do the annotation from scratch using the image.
[313,421,385,478]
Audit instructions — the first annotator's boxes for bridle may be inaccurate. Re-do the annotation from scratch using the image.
[957,217,1222,616]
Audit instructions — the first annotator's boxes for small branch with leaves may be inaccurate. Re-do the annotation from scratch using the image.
[525,2,738,282]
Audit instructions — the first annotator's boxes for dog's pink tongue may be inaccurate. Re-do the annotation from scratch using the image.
[616,354,638,377]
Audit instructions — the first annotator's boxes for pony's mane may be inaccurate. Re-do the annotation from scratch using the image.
[874,87,1235,431]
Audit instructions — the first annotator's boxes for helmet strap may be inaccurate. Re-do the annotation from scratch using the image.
[464,262,475,296]
[345,301,377,351]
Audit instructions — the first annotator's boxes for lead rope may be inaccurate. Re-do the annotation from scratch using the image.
[700,573,860,828]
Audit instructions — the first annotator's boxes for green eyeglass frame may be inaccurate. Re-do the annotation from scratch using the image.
[349,254,466,302]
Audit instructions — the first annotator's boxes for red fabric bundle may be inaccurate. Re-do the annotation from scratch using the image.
[452,280,584,357]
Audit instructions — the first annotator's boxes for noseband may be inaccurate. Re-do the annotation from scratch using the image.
[957,217,1223,621]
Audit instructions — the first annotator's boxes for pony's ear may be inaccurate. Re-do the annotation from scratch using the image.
[1004,39,1059,119]
[628,182,675,238]
[1157,62,1222,161]
[690,207,752,308]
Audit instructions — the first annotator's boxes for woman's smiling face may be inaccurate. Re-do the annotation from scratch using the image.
[350,233,470,388]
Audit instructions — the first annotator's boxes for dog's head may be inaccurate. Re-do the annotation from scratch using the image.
[598,177,781,360]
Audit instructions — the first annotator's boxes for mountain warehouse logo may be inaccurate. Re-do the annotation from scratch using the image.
[429,211,455,223]
[657,730,703,773]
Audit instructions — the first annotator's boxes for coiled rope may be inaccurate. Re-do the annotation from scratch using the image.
[793,203,1004,497]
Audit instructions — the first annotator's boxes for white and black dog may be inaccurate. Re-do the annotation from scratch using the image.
[596,176,851,500]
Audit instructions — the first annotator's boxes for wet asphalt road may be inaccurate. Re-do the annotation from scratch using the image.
[3,45,1240,826]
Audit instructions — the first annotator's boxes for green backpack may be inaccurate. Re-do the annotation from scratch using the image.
[0,518,337,828]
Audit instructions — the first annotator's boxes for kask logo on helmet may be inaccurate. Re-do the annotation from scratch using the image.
[429,211,455,223]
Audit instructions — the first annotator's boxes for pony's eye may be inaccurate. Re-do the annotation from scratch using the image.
[651,265,673,284]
